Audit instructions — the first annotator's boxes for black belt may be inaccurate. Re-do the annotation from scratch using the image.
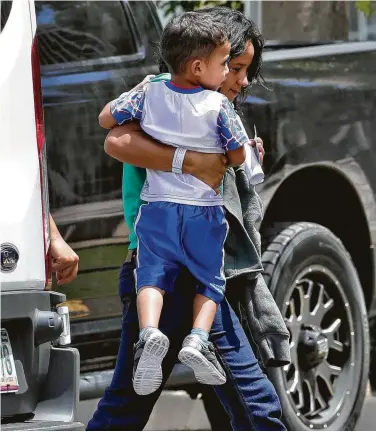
[125,248,137,263]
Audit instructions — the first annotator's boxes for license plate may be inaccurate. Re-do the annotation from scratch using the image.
[1,328,19,393]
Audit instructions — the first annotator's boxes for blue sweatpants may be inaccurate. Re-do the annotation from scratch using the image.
[134,201,228,304]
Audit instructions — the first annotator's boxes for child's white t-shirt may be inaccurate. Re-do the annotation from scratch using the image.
[111,80,249,206]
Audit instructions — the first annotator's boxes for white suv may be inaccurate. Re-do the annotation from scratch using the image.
[0,1,82,429]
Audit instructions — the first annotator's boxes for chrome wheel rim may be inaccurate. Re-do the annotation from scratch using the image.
[282,265,355,428]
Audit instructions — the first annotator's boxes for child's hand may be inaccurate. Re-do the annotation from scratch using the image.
[249,138,265,165]
[132,75,156,93]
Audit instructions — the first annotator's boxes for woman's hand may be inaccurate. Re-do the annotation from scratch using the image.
[134,75,155,92]
[249,137,265,165]
[184,151,227,192]
[184,137,264,192]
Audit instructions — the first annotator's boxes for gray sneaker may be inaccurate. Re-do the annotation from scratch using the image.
[133,328,169,395]
[178,334,226,385]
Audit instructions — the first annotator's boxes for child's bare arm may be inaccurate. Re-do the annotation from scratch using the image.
[218,98,249,167]
[98,102,116,129]
[98,75,155,130]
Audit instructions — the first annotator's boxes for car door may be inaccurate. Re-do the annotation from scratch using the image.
[36,1,161,356]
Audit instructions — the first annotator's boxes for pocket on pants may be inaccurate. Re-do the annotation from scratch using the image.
[120,294,138,324]
[120,295,132,321]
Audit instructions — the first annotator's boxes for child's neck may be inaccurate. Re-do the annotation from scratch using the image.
[170,74,201,89]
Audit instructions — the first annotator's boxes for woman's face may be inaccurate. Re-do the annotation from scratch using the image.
[220,41,255,102]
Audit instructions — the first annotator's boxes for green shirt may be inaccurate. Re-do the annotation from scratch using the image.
[122,164,146,249]
[122,73,171,249]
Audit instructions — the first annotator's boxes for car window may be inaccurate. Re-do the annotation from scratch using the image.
[0,0,12,33]
[128,1,161,52]
[35,1,137,66]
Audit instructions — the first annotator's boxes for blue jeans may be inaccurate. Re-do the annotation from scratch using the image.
[87,260,285,431]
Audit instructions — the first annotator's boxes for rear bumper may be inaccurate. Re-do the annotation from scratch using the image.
[1,290,80,424]
[33,346,81,423]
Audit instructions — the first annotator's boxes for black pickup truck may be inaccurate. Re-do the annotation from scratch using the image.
[36,1,376,430]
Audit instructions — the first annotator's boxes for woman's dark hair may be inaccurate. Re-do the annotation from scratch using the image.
[158,6,267,104]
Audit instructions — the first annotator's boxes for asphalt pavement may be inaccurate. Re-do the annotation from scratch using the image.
[77,391,376,430]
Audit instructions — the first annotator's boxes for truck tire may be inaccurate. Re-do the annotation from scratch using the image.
[262,222,369,430]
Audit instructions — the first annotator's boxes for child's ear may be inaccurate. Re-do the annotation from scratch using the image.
[191,59,203,77]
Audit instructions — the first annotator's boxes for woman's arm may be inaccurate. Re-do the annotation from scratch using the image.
[105,123,227,191]
[104,122,176,170]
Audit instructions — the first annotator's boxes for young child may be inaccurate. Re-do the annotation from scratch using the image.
[107,12,250,395]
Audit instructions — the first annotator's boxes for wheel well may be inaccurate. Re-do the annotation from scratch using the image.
[261,166,373,307]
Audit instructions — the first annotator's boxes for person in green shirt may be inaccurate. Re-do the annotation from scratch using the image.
[88,7,285,432]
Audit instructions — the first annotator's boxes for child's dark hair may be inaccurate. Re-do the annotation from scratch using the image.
[159,11,228,74]
[158,7,267,105]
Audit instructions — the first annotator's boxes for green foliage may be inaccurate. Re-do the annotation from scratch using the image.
[157,1,243,18]
[355,1,376,17]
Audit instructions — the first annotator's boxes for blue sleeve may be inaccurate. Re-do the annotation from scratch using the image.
[217,98,249,151]
[110,87,146,125]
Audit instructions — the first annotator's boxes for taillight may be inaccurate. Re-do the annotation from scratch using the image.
[31,37,51,288]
